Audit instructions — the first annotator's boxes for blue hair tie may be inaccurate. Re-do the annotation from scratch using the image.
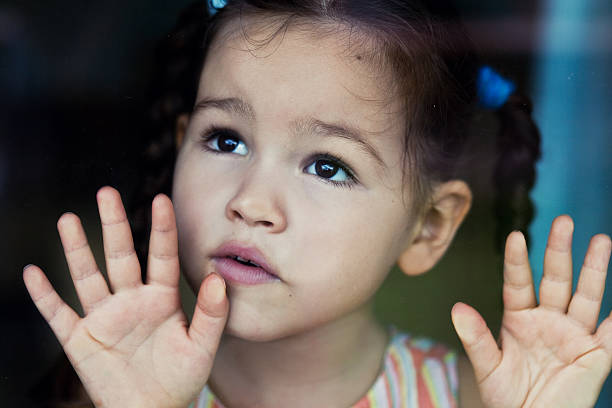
[477,66,515,109]
[208,0,228,16]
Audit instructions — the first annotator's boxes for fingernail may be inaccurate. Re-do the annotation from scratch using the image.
[205,273,226,304]
[23,264,33,272]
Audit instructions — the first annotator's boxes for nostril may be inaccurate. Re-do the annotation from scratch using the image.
[230,209,273,228]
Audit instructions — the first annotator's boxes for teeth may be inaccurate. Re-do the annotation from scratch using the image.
[234,256,260,268]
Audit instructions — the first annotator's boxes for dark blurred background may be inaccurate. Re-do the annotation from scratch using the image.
[1,0,610,406]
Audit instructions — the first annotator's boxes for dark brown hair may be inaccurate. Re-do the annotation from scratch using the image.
[130,0,540,265]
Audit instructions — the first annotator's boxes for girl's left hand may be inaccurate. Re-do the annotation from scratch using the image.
[452,215,612,408]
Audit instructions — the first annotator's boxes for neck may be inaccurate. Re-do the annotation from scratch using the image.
[209,303,388,408]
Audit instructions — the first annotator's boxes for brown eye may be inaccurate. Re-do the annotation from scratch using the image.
[217,134,240,152]
[315,160,339,178]
[204,129,248,156]
[304,154,356,188]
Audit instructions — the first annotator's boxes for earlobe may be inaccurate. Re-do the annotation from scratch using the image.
[397,180,472,276]
[175,113,190,150]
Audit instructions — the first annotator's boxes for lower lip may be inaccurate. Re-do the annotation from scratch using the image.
[212,257,280,285]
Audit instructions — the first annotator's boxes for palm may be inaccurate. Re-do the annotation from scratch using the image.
[453,215,612,408]
[66,285,203,407]
[485,307,610,407]
[24,187,228,408]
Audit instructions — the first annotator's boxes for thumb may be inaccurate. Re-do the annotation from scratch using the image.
[188,273,229,355]
[451,302,501,383]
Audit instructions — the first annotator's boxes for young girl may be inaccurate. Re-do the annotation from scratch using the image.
[24,1,612,407]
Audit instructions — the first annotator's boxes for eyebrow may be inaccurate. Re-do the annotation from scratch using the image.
[193,97,256,122]
[193,96,385,168]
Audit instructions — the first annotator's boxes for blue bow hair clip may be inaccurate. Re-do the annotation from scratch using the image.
[208,0,228,16]
[477,66,515,109]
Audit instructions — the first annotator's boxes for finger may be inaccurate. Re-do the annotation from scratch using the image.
[23,265,80,346]
[451,302,501,383]
[502,231,537,311]
[146,194,180,288]
[567,234,611,332]
[581,311,612,405]
[189,273,229,357]
[58,213,111,313]
[97,186,141,292]
[595,309,612,355]
[539,215,574,312]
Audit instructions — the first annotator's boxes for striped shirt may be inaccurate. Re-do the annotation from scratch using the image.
[192,330,458,408]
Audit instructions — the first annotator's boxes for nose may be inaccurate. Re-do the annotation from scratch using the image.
[225,169,287,233]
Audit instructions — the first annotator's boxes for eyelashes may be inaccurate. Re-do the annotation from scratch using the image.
[199,125,246,155]
[198,125,359,189]
[303,153,358,188]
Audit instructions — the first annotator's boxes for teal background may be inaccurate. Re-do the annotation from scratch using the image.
[529,0,612,405]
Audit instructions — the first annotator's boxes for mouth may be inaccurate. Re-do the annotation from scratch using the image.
[210,242,280,285]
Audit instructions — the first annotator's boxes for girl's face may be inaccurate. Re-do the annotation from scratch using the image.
[172,21,418,341]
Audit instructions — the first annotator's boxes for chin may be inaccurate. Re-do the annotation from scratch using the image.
[222,310,321,343]
[223,314,289,342]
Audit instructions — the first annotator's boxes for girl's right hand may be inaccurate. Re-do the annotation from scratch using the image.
[23,186,228,408]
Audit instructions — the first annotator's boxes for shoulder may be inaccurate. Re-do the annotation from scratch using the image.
[382,331,459,405]
[384,331,486,407]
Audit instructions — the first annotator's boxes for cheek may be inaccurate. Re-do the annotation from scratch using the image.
[173,150,234,225]
[299,190,409,255]
[172,158,230,282]
[291,194,409,301]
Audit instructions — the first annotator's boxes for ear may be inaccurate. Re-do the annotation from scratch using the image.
[175,113,190,150]
[397,180,472,276]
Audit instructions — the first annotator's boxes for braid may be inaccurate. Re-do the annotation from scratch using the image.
[493,92,542,250]
[130,1,210,267]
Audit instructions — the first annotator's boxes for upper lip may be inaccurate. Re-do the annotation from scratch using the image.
[210,241,279,277]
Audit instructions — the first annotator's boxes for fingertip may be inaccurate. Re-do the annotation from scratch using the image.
[451,301,469,316]
[22,264,36,281]
[153,192,170,202]
[152,193,173,213]
[591,233,611,250]
[22,265,47,298]
[451,302,478,324]
[151,194,176,230]
[96,185,118,201]
[505,230,529,263]
[547,215,574,251]
[451,303,487,345]
[198,273,228,318]
[451,303,472,338]
[585,233,612,269]
[505,230,526,250]
[205,273,227,304]
[508,230,525,242]
[57,212,78,229]
[553,214,574,233]
[152,193,165,205]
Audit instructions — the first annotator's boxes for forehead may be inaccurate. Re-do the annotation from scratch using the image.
[198,16,405,150]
